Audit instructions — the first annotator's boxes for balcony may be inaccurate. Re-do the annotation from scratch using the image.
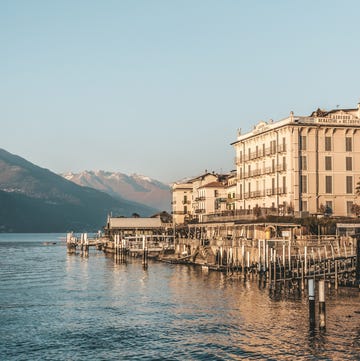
[251,169,262,177]
[202,207,280,223]
[194,196,206,204]
[278,144,287,153]
[276,164,287,172]
[195,209,205,214]
[235,156,242,165]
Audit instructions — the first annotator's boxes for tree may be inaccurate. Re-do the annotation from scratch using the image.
[356,178,360,195]
[253,205,261,218]
[318,203,332,217]
[351,203,360,217]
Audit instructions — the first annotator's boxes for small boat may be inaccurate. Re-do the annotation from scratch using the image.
[43,242,57,245]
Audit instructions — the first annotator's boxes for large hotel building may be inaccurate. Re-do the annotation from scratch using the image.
[233,104,360,217]
[172,103,360,224]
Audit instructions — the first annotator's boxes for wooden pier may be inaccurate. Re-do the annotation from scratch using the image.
[66,220,360,290]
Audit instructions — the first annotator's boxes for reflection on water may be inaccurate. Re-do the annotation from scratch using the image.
[0,234,359,360]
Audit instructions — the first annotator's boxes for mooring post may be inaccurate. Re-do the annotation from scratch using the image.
[301,260,305,291]
[335,260,338,290]
[142,235,148,269]
[273,250,277,285]
[308,278,315,328]
[319,279,326,329]
[356,235,360,290]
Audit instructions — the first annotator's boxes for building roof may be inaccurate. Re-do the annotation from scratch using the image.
[232,103,360,145]
[310,107,359,117]
[108,217,162,229]
[199,181,224,189]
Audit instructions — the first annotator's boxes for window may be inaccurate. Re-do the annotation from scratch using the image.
[347,201,353,216]
[346,176,353,194]
[262,143,265,157]
[325,156,332,171]
[239,151,242,162]
[272,159,275,173]
[184,206,187,214]
[325,137,332,151]
[301,175,307,193]
[325,201,333,214]
[282,176,286,193]
[239,168,242,179]
[282,137,286,152]
[346,137,352,152]
[300,135,307,151]
[301,200,308,212]
[346,157,352,171]
[301,156,307,170]
[270,140,276,154]
[272,178,275,194]
[256,145,259,158]
[325,176,332,193]
[214,190,218,197]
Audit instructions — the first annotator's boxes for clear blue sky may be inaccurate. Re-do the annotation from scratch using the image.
[1,0,359,183]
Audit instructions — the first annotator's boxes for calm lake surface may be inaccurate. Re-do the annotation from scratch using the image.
[0,234,359,360]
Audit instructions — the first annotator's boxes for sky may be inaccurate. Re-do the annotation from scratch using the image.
[1,0,360,183]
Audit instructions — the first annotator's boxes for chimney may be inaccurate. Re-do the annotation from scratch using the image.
[290,111,294,122]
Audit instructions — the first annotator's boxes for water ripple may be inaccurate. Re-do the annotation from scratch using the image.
[0,234,359,361]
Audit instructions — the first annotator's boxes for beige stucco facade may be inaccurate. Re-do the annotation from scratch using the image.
[171,182,193,225]
[172,172,229,224]
[232,104,360,217]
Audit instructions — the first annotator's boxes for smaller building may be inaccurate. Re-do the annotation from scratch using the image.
[105,216,163,239]
[172,171,233,225]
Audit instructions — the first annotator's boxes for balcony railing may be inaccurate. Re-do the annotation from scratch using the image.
[202,207,282,222]
[276,164,287,172]
[278,144,287,153]
[237,145,282,165]
[239,187,288,200]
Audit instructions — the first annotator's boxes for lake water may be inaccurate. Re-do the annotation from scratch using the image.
[0,234,359,360]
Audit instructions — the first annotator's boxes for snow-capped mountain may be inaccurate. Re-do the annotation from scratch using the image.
[62,170,171,211]
[0,148,157,232]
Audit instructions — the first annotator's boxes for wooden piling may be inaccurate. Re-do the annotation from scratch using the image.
[142,235,148,269]
[319,280,326,329]
[335,260,338,290]
[308,278,315,328]
[356,236,360,289]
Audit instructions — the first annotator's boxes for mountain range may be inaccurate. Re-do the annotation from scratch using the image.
[0,149,159,232]
[62,171,171,212]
